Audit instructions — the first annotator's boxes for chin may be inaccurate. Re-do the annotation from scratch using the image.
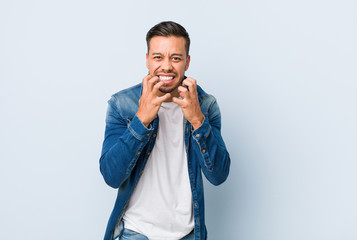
[159,79,183,93]
[159,87,176,93]
[160,82,182,93]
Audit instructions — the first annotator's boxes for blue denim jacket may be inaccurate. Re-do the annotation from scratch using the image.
[100,83,230,240]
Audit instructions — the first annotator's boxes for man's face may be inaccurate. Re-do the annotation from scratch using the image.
[146,36,190,97]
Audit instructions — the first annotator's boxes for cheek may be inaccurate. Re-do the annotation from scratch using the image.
[148,62,160,72]
[173,63,184,72]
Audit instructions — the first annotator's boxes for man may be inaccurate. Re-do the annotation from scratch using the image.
[100,21,230,240]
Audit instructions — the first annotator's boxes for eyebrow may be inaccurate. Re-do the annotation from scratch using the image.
[151,52,184,57]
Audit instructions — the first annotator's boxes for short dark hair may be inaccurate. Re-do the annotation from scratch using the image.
[146,21,190,56]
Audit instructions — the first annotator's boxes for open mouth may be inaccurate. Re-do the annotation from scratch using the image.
[158,75,176,84]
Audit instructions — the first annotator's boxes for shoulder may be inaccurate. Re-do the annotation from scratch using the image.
[197,85,218,114]
[111,83,142,101]
[108,83,142,118]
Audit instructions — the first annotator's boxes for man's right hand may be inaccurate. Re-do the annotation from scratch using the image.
[136,75,171,127]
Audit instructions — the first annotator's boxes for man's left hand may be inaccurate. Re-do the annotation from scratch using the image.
[172,77,204,130]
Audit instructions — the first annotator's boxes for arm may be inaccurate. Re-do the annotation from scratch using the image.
[100,75,171,189]
[191,98,231,186]
[172,77,230,186]
[99,96,153,189]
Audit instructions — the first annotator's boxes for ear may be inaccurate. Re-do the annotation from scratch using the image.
[185,55,191,71]
[146,53,149,69]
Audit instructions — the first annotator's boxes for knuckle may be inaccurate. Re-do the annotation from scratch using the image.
[154,81,162,87]
[150,79,158,85]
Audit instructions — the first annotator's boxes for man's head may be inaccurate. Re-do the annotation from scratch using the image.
[146,21,191,96]
[146,21,190,56]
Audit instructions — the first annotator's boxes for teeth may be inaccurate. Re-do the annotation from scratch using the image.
[159,76,174,81]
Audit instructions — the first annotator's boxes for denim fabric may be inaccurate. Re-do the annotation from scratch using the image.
[180,230,195,240]
[117,229,194,240]
[118,228,148,240]
[100,82,230,240]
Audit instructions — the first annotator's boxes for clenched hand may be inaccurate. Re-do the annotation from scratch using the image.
[172,77,204,130]
[136,75,171,127]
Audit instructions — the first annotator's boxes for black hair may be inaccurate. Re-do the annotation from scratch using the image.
[146,21,190,55]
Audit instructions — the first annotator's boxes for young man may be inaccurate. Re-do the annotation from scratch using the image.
[100,21,230,240]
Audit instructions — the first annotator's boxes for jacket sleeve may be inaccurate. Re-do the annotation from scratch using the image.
[99,96,153,189]
[191,98,231,186]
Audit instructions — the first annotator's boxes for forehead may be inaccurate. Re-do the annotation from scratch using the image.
[148,36,186,55]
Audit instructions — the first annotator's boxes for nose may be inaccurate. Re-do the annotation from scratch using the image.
[161,58,173,72]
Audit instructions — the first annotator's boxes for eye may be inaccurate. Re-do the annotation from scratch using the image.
[153,56,162,60]
[172,57,181,61]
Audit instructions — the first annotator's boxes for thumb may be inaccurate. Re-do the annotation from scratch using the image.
[172,97,184,107]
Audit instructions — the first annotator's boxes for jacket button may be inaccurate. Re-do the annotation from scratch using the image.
[202,149,206,153]
[153,134,156,137]
[147,133,150,136]
[141,170,144,174]
[147,152,151,156]
[196,134,200,137]
[137,151,141,155]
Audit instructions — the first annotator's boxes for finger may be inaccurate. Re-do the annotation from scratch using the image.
[172,97,185,107]
[182,78,197,97]
[178,86,189,99]
[182,79,194,92]
[142,75,152,92]
[185,77,197,86]
[148,76,159,91]
[152,80,165,94]
[178,86,188,92]
[153,93,171,105]
[183,77,197,88]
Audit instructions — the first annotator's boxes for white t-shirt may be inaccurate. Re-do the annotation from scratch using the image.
[123,102,194,240]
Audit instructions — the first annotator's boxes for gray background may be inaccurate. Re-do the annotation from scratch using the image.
[1,0,356,239]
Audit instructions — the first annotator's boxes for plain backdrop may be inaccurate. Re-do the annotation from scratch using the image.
[1,0,356,239]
